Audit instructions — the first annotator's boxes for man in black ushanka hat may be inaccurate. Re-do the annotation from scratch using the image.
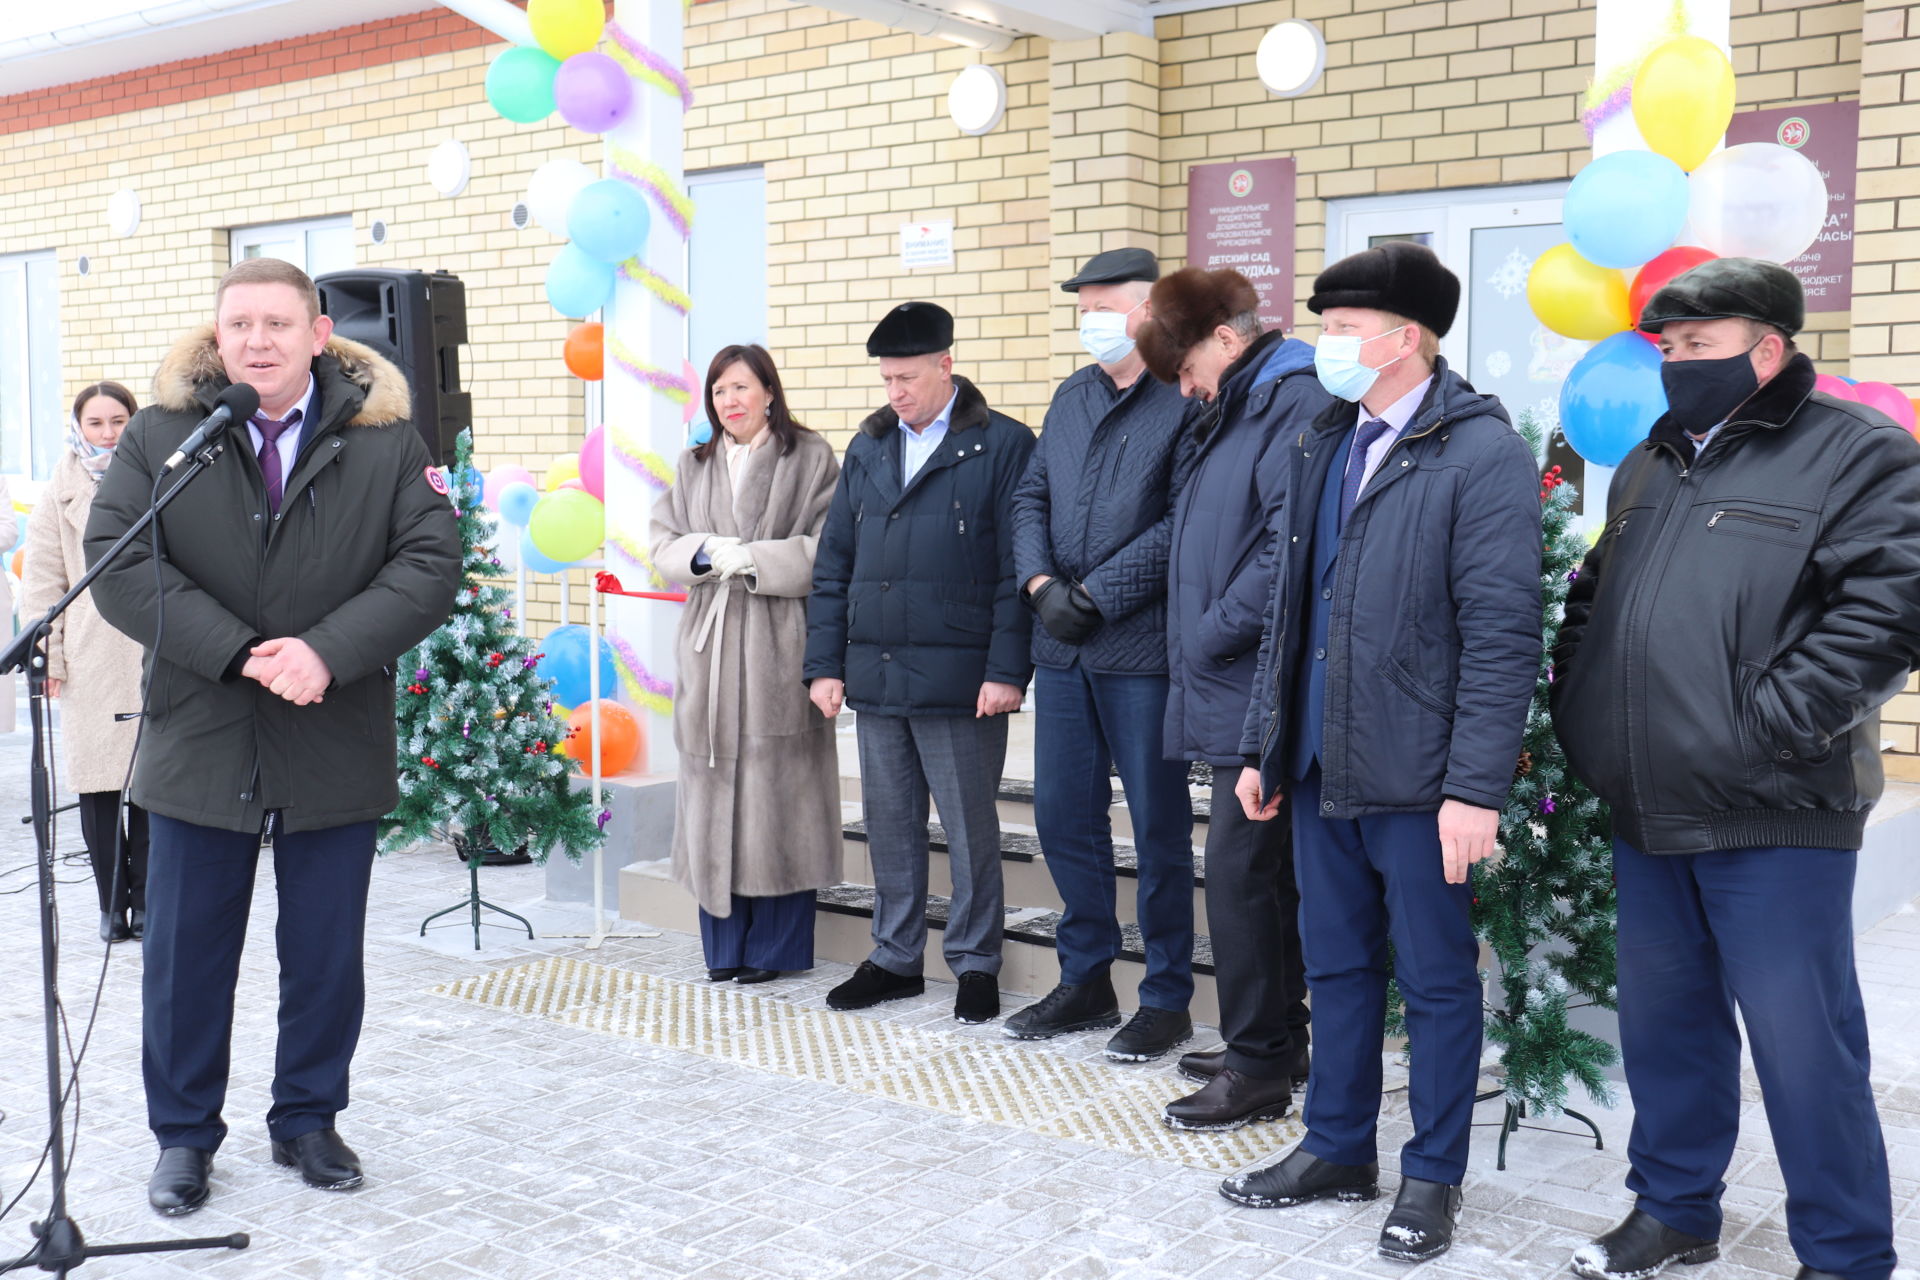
[804,302,1035,1025]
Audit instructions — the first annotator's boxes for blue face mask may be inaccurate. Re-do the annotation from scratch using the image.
[1078,298,1146,365]
[1313,325,1408,402]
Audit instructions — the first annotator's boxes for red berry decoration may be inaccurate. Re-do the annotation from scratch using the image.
[421,755,440,769]
[487,652,506,668]
[406,682,429,695]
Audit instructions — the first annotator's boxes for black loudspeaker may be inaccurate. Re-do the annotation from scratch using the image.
[315,268,471,465]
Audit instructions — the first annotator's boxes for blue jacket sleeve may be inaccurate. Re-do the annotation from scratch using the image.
[802,455,859,685]
[1195,412,1289,662]
[985,424,1039,688]
[1080,419,1197,624]
[1010,421,1055,591]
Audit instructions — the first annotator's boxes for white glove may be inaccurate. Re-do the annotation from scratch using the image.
[699,536,741,575]
[710,542,756,580]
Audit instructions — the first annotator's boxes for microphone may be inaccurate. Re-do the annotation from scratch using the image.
[161,383,260,473]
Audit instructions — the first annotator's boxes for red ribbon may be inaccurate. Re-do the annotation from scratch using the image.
[594,571,687,603]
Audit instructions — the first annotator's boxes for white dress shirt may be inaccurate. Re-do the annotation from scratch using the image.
[900,389,958,484]
[1355,373,1435,493]
[247,375,315,482]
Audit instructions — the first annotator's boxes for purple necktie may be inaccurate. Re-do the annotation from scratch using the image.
[1339,417,1394,530]
[253,409,301,515]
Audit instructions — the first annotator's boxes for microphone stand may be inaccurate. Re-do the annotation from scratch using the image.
[0,438,247,1276]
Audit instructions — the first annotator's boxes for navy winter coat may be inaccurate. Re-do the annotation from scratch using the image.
[1242,357,1542,816]
[1010,364,1197,673]
[804,376,1036,717]
[1165,334,1334,765]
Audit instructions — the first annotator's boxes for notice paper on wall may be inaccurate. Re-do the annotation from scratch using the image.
[900,221,955,270]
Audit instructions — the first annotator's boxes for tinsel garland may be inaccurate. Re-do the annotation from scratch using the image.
[607,334,694,404]
[604,20,695,109]
[617,260,693,314]
[607,631,675,715]
[609,146,695,238]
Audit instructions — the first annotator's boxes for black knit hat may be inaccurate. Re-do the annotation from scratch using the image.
[1638,257,1805,337]
[866,301,954,357]
[1308,241,1460,338]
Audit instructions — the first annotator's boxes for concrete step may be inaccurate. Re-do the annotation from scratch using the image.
[839,775,1218,844]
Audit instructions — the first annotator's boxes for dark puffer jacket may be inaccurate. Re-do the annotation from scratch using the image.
[85,327,461,835]
[1165,334,1333,764]
[1010,363,1197,673]
[804,376,1036,716]
[1551,353,1920,855]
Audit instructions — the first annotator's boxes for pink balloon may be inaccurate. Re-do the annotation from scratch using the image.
[683,360,701,425]
[578,425,606,501]
[1852,381,1918,432]
[1813,373,1859,402]
[558,478,588,492]
[484,465,536,508]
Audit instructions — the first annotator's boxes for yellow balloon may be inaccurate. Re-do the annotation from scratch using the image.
[1632,36,1735,172]
[1527,244,1631,342]
[529,0,606,61]
[544,456,581,491]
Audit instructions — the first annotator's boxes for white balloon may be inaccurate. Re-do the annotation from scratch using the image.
[1686,143,1829,264]
[525,158,596,238]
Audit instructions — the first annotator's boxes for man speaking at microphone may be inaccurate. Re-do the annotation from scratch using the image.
[86,258,460,1216]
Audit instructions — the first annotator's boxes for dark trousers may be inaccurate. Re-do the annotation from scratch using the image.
[1033,665,1195,1011]
[1204,777,1308,1077]
[1614,840,1895,1280]
[1292,768,1481,1185]
[76,790,148,916]
[699,891,817,971]
[143,813,377,1152]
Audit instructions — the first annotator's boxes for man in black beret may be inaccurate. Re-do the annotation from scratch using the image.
[1554,258,1920,1280]
[1002,248,1203,1061]
[805,302,1036,1024]
[1226,241,1542,1263]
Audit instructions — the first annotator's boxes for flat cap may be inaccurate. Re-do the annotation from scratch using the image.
[1061,247,1161,293]
[867,301,955,357]
[1308,240,1460,338]
[1637,257,1805,337]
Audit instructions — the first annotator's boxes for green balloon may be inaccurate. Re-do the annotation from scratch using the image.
[486,47,560,124]
[528,488,606,563]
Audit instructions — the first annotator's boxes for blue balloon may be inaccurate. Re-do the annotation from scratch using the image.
[539,624,618,707]
[0,513,24,555]
[497,481,540,527]
[519,530,575,574]
[568,179,651,265]
[1559,331,1668,467]
[687,420,713,447]
[1563,151,1691,270]
[545,243,616,318]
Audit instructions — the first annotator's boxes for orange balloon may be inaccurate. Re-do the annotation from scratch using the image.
[564,699,641,775]
[8,549,20,578]
[564,322,604,382]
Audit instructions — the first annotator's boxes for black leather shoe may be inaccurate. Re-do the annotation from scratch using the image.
[954,971,999,1023]
[707,968,741,981]
[1003,977,1121,1040]
[1179,1046,1311,1089]
[1164,1067,1293,1131]
[826,961,923,1010]
[1377,1176,1463,1262]
[1105,1007,1193,1061]
[148,1147,212,1216]
[734,968,781,984]
[100,911,131,943]
[129,909,145,940]
[1220,1147,1378,1209]
[270,1128,363,1191]
[1794,1269,1845,1280]
[1571,1208,1719,1280]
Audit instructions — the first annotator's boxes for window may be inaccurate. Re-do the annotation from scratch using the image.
[0,251,64,479]
[686,167,767,371]
[230,216,355,277]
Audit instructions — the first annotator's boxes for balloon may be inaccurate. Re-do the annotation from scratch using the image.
[1813,374,1859,402]
[1687,143,1828,263]
[519,531,575,575]
[545,243,616,318]
[578,425,606,500]
[497,481,540,527]
[557,479,587,492]
[1629,246,1718,327]
[554,52,634,135]
[562,701,642,775]
[1559,331,1668,467]
[485,46,560,123]
[1527,244,1630,341]
[529,488,606,563]
[683,359,701,425]
[689,420,713,447]
[564,323,604,381]
[1632,36,1735,172]
[539,624,619,707]
[9,549,21,579]
[567,178,650,264]
[484,465,536,509]
[526,158,596,237]
[1564,150,1692,270]
[1852,382,1918,433]
[545,456,581,490]
[529,0,605,60]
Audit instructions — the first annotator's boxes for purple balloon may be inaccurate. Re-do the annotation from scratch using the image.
[554,53,633,135]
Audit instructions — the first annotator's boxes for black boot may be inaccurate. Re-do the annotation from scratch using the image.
[1377,1176,1462,1262]
[1002,976,1120,1040]
[1571,1209,1719,1280]
[270,1128,364,1191]
[1180,1045,1310,1088]
[1794,1269,1845,1280]
[1105,1007,1193,1061]
[100,911,131,943]
[1219,1147,1378,1209]
[147,1147,212,1216]
[826,961,923,1010]
[129,909,145,940]
[1163,1067,1293,1131]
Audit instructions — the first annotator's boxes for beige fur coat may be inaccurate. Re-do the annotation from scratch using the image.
[650,429,841,916]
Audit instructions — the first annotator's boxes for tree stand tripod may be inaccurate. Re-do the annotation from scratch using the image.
[418,833,534,951]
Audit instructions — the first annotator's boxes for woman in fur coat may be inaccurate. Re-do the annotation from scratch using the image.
[651,345,842,983]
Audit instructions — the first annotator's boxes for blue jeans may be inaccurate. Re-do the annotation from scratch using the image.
[699,891,817,971]
[1033,664,1195,1011]
[1614,839,1895,1280]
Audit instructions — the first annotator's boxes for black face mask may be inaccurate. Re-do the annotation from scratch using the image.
[1659,341,1762,434]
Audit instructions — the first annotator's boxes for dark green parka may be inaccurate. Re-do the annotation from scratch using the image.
[85,327,461,835]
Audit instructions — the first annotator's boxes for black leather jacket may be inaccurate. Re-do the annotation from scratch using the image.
[1550,353,1920,855]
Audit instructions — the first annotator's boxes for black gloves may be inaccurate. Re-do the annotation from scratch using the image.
[1030,578,1103,646]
